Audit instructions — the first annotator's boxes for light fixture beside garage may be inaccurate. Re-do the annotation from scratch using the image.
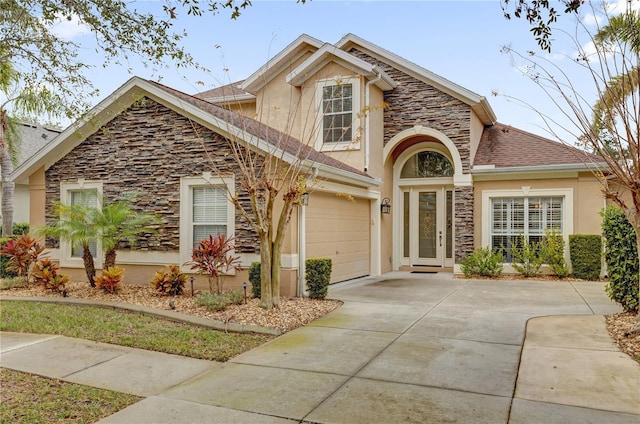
[381,197,391,214]
[300,192,310,206]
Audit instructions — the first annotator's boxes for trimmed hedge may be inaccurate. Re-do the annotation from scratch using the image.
[248,261,261,298]
[601,207,639,312]
[306,258,332,299]
[569,235,602,280]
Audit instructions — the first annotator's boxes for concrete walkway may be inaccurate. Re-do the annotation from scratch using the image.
[1,273,639,423]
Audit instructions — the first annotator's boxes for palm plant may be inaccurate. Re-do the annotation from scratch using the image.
[37,202,98,286]
[91,197,160,269]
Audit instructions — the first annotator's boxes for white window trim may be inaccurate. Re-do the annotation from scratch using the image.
[59,180,103,269]
[180,174,236,272]
[481,187,574,261]
[315,76,361,152]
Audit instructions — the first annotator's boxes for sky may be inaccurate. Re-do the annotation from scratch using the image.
[43,0,637,141]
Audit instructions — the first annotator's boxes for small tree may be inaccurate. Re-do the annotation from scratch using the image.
[187,233,241,294]
[91,196,160,269]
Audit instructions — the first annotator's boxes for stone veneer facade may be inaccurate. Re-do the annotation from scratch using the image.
[45,97,259,254]
[349,48,475,261]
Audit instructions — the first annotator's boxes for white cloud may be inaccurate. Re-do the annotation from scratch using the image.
[47,14,91,40]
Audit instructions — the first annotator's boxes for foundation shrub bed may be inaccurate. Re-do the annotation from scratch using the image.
[32,258,68,293]
[540,228,570,278]
[602,207,639,312]
[461,247,504,277]
[95,266,124,294]
[306,258,332,299]
[569,234,602,280]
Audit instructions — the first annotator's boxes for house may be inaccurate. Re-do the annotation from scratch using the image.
[2,122,61,226]
[12,34,606,294]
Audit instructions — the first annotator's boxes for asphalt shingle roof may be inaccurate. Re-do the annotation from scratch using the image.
[475,122,602,168]
[149,80,371,178]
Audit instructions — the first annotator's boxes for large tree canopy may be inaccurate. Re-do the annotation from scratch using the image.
[1,0,309,120]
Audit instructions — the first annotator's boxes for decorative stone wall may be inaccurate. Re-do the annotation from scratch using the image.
[45,97,259,253]
[349,49,473,173]
[454,186,474,261]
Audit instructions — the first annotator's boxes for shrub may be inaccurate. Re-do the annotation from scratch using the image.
[187,234,241,294]
[601,207,638,312]
[12,222,29,235]
[0,276,29,290]
[195,290,244,312]
[569,234,602,280]
[150,264,187,296]
[95,267,124,294]
[540,228,570,278]
[0,234,45,278]
[249,261,261,298]
[0,236,17,278]
[306,258,332,299]
[32,258,69,293]
[460,247,504,277]
[510,234,544,277]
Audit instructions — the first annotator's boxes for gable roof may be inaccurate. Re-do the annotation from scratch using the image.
[473,122,605,172]
[0,122,61,180]
[240,34,324,93]
[12,77,379,188]
[286,43,396,90]
[335,33,497,125]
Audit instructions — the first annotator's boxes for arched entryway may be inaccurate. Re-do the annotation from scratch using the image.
[394,143,455,268]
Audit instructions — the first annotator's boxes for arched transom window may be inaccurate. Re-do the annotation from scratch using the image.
[400,151,454,178]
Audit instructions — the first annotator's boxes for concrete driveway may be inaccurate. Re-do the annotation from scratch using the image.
[3,272,639,423]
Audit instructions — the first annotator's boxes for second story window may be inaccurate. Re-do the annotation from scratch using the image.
[322,83,353,144]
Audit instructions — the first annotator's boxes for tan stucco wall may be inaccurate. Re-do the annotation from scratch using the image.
[299,62,365,171]
[227,103,257,119]
[367,85,385,178]
[253,51,313,140]
[469,111,484,167]
[473,173,605,248]
[380,157,395,273]
[29,167,47,229]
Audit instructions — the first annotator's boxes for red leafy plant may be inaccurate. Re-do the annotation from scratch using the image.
[187,234,240,294]
[32,258,69,293]
[150,264,187,296]
[1,234,45,279]
[95,266,124,294]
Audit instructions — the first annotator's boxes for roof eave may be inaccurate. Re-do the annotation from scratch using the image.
[240,34,324,93]
[471,162,608,178]
[336,33,497,125]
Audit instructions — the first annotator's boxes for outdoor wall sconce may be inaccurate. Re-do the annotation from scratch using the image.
[300,192,310,206]
[381,197,391,214]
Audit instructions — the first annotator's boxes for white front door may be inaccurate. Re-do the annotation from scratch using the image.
[402,187,453,267]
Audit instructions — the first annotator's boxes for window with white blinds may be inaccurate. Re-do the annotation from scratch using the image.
[192,186,228,247]
[70,189,98,258]
[491,196,563,261]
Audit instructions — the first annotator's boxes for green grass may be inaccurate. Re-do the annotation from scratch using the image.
[195,290,245,311]
[0,368,141,423]
[0,301,272,362]
[0,277,29,290]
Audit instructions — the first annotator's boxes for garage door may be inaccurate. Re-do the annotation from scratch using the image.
[306,192,370,283]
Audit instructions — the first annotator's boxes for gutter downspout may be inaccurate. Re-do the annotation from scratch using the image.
[364,68,382,172]
[298,165,319,297]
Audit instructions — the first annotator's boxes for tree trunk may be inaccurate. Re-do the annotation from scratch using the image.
[104,247,117,270]
[0,139,14,237]
[271,237,282,308]
[259,232,273,309]
[82,245,96,287]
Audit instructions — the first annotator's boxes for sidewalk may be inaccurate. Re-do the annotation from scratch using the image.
[1,275,639,423]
